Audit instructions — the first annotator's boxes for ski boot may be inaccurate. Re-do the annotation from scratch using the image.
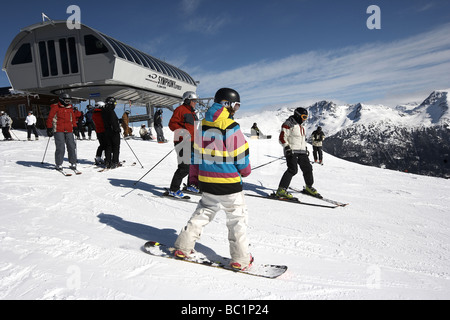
[168,190,186,199]
[230,254,254,271]
[185,184,200,193]
[304,185,322,198]
[275,187,294,200]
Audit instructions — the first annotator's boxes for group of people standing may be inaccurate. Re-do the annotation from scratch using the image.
[45,94,122,170]
[45,93,170,171]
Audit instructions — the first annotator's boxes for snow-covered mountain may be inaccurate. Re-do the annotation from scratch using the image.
[237,89,450,178]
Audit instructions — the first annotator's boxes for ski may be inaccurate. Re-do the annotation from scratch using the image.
[71,168,82,175]
[289,187,349,207]
[245,193,338,209]
[142,241,287,279]
[98,161,136,172]
[56,168,72,176]
[137,192,197,204]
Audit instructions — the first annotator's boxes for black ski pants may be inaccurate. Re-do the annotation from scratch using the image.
[313,146,323,162]
[104,131,120,166]
[170,141,193,192]
[279,153,314,189]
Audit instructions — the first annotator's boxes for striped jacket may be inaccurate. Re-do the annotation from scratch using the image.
[194,103,251,195]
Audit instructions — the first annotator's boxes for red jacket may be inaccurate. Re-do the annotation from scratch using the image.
[168,103,198,142]
[92,108,105,133]
[46,102,77,133]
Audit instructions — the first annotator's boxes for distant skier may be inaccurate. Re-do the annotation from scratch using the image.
[85,105,95,140]
[121,110,133,138]
[276,107,320,199]
[25,111,39,141]
[311,126,325,164]
[173,88,253,271]
[0,111,13,140]
[73,107,86,140]
[46,93,78,171]
[154,109,167,143]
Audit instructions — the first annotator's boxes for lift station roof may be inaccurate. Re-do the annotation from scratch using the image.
[2,21,198,107]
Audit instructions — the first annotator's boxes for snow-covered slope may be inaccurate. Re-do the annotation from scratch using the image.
[1,124,449,300]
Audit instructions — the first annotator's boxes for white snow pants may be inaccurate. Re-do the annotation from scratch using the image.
[174,191,251,266]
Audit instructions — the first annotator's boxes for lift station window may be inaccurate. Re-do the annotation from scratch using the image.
[11,43,32,65]
[38,37,79,77]
[84,35,109,55]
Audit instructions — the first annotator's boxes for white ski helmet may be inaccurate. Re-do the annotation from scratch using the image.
[95,101,106,108]
[182,91,198,104]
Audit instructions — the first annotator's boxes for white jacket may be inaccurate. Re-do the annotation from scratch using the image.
[279,116,308,153]
[25,115,37,126]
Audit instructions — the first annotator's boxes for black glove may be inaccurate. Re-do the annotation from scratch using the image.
[47,128,53,137]
[284,146,293,157]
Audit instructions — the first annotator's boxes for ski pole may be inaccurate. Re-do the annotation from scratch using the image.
[252,156,285,171]
[10,129,21,141]
[133,147,174,186]
[121,132,144,168]
[41,136,51,164]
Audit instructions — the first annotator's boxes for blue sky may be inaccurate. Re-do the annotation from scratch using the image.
[1,0,450,111]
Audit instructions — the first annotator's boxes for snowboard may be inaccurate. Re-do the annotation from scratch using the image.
[142,241,287,279]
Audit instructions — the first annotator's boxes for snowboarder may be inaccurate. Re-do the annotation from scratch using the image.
[251,123,260,138]
[25,111,39,141]
[167,91,200,197]
[102,97,121,169]
[139,124,152,140]
[154,109,167,143]
[174,88,253,271]
[0,111,13,140]
[92,101,107,165]
[311,126,325,164]
[276,107,320,199]
[46,93,78,171]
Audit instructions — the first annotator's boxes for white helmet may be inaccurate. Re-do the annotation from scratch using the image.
[182,91,198,104]
[95,101,106,108]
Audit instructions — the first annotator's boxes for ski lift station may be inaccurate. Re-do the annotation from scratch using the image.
[2,20,198,123]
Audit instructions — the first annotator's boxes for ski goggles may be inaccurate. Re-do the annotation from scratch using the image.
[300,114,308,121]
[221,101,241,111]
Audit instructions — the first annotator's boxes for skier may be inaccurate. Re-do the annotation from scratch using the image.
[276,107,320,199]
[311,126,325,164]
[167,91,199,197]
[73,107,86,140]
[102,97,121,169]
[92,101,106,165]
[85,105,95,140]
[174,88,253,271]
[46,93,78,171]
[25,111,39,141]
[0,111,13,140]
[154,109,167,143]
